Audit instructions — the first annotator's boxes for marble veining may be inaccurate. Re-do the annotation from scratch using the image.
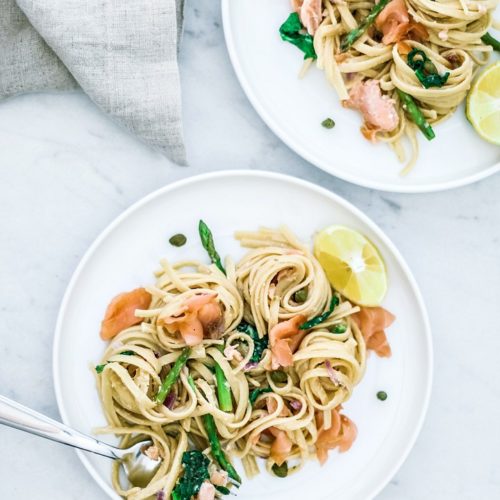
[1,0,500,498]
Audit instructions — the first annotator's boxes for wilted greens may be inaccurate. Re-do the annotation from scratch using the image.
[299,296,339,330]
[237,322,269,363]
[279,12,317,60]
[171,450,210,500]
[407,49,449,89]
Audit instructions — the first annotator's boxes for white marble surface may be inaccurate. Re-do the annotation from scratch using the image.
[0,1,499,499]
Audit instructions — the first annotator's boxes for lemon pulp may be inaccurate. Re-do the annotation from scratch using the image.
[466,61,500,146]
[314,225,387,307]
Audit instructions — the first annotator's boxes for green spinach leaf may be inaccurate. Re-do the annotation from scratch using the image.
[236,322,268,363]
[249,387,273,406]
[171,450,210,500]
[299,296,339,330]
[407,49,449,89]
[279,12,317,60]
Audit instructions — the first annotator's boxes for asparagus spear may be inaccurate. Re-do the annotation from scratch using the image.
[340,0,390,52]
[481,32,500,52]
[215,359,233,412]
[155,347,191,404]
[202,414,242,485]
[198,220,226,275]
[396,89,436,141]
[187,374,196,391]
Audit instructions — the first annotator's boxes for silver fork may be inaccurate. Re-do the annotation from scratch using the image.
[0,394,161,487]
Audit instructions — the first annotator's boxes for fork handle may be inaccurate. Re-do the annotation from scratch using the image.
[0,394,119,459]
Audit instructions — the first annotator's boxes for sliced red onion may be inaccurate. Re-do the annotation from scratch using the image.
[164,390,176,410]
[244,362,258,371]
[289,399,302,411]
[156,491,165,500]
[325,360,340,386]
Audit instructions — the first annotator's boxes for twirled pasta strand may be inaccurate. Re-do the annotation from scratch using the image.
[310,0,498,173]
[95,227,371,498]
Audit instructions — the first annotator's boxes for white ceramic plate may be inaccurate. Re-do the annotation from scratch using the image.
[53,171,432,500]
[222,1,500,192]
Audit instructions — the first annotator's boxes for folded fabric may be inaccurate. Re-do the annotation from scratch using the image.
[0,0,186,165]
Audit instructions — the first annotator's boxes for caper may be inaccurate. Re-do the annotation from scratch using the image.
[272,461,288,478]
[377,391,388,401]
[293,288,308,303]
[270,370,288,384]
[321,118,335,129]
[423,59,438,74]
[169,233,187,247]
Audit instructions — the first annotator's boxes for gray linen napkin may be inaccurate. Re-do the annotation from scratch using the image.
[0,0,186,165]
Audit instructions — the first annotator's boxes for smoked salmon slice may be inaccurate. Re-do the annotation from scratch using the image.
[352,306,395,357]
[315,407,357,465]
[159,293,223,346]
[291,0,322,35]
[376,0,409,45]
[269,427,293,466]
[344,80,399,140]
[100,288,152,340]
[197,482,216,500]
[375,0,428,45]
[269,315,307,369]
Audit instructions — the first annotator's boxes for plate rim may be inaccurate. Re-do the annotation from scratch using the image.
[52,169,434,500]
[220,0,500,193]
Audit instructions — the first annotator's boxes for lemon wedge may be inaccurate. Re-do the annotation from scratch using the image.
[314,225,387,306]
[466,61,500,146]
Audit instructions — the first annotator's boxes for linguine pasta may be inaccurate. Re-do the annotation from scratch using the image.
[288,0,499,174]
[94,225,394,500]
